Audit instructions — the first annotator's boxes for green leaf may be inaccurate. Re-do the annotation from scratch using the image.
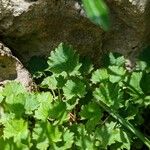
[61,129,74,149]
[91,68,109,84]
[4,94,25,118]
[4,92,38,118]
[130,72,143,92]
[0,85,4,103]
[4,93,24,105]
[41,76,57,90]
[74,124,95,149]
[47,125,62,143]
[93,83,123,109]
[0,86,4,103]
[0,138,15,150]
[0,45,149,150]
[140,72,150,94]
[2,82,26,97]
[36,92,53,103]
[34,102,52,121]
[48,43,81,75]
[63,78,86,99]
[0,113,15,125]
[80,102,102,119]
[120,104,139,121]
[80,102,102,132]
[41,75,67,90]
[65,97,79,110]
[24,93,39,115]
[144,96,150,106]
[32,122,49,150]
[109,53,126,66]
[34,93,53,121]
[33,122,62,149]
[82,0,110,31]
[55,75,67,88]
[3,119,28,142]
[0,94,4,103]
[53,129,74,150]
[95,121,130,149]
[0,138,29,150]
[48,101,69,125]
[108,66,126,83]
[135,61,147,71]
[126,72,143,95]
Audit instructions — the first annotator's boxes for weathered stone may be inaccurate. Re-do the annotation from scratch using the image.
[0,0,103,64]
[104,0,150,58]
[0,42,35,90]
[0,0,150,66]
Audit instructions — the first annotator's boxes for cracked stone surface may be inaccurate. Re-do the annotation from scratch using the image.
[0,0,150,82]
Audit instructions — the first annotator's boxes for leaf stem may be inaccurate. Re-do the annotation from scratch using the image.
[51,89,56,99]
[58,89,61,100]
[96,100,150,148]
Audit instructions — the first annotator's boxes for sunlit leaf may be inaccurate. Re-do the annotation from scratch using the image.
[91,68,109,84]
[63,78,86,99]
[3,119,28,142]
[95,121,130,149]
[48,43,81,75]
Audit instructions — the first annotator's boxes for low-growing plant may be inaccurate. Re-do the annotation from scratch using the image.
[0,43,150,150]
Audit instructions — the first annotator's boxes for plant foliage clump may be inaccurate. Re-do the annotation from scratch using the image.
[0,43,150,150]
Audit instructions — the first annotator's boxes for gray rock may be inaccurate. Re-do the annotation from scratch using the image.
[0,42,35,90]
[0,0,103,64]
[104,0,150,58]
[0,0,149,65]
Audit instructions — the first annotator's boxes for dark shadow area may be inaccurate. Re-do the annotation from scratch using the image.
[27,56,48,76]
[139,46,150,66]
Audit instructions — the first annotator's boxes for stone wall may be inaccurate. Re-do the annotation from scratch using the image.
[0,0,150,82]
